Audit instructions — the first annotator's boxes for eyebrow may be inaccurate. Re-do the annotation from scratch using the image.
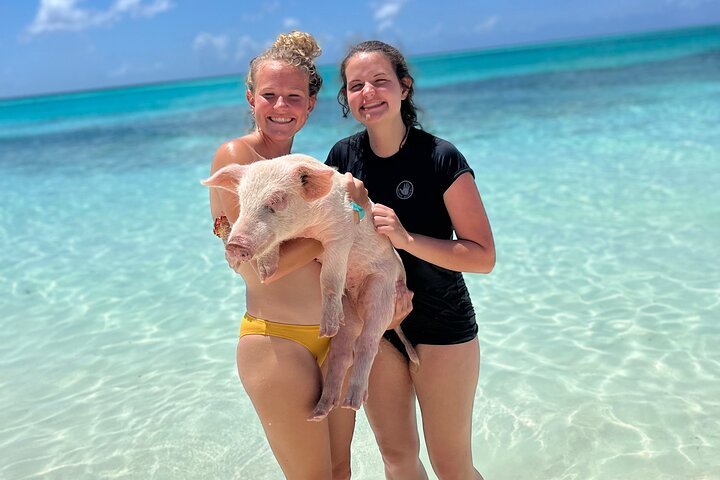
[258,86,307,93]
[348,72,389,83]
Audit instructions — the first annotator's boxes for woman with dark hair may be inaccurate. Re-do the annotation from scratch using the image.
[327,40,496,480]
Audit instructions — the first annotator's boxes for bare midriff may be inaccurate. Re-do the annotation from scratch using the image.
[237,260,324,326]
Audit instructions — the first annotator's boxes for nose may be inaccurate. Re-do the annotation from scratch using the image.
[274,95,288,109]
[361,83,375,98]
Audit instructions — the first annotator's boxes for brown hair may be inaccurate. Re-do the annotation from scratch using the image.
[246,31,323,97]
[337,40,420,128]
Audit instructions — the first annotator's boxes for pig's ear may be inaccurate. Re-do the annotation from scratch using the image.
[296,165,334,201]
[201,164,246,193]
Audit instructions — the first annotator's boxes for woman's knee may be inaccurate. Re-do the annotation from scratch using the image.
[376,434,421,470]
[428,450,476,480]
[332,458,351,480]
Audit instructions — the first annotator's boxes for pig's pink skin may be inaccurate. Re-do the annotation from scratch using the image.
[223,155,353,337]
[203,153,419,421]
[255,244,280,282]
[225,237,254,266]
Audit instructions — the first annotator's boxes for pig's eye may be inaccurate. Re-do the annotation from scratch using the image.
[265,205,275,214]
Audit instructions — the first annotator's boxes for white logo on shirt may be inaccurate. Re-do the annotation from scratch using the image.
[396,180,414,200]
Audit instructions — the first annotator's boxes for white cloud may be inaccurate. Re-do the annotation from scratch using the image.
[114,0,173,17]
[193,32,230,58]
[235,35,267,61]
[475,15,499,33]
[25,0,174,36]
[192,33,268,64]
[283,17,300,29]
[26,0,105,34]
[373,0,406,32]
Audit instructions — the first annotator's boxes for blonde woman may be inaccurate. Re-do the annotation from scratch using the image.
[208,32,357,479]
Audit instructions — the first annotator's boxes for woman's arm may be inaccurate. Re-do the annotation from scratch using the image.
[372,172,495,273]
[209,141,249,222]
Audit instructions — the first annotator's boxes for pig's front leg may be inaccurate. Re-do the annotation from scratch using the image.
[310,297,363,421]
[318,239,353,337]
[254,243,280,282]
[343,274,394,410]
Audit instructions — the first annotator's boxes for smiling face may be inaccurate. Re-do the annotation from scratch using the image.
[247,60,316,141]
[344,52,409,127]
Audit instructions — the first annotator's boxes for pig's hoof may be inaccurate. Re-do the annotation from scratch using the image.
[257,263,277,282]
[309,391,341,421]
[342,389,368,411]
[307,412,328,422]
[319,321,340,338]
[309,404,332,422]
[320,310,343,337]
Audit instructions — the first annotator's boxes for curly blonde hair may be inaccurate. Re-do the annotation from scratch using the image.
[246,31,323,97]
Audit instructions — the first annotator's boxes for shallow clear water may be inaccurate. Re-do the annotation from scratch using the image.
[1,25,719,479]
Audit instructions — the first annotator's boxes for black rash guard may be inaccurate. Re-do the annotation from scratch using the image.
[326,127,478,355]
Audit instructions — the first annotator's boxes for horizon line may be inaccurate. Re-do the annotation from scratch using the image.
[2,22,718,103]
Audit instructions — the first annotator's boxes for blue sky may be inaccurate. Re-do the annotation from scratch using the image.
[1,0,719,98]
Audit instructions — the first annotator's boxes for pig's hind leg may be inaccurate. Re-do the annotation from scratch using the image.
[342,274,394,411]
[309,297,362,421]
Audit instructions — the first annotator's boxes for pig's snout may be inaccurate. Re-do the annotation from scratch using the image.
[225,238,254,264]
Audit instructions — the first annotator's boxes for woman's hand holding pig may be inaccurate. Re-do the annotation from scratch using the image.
[341,173,369,223]
[372,204,412,250]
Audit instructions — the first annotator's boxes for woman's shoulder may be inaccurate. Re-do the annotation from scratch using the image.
[327,130,366,167]
[331,130,366,150]
[414,129,460,156]
[410,129,471,181]
[211,136,261,173]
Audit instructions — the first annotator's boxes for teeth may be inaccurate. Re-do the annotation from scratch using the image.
[362,102,383,109]
[270,117,292,123]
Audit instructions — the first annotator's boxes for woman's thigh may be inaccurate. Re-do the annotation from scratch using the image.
[364,339,421,456]
[412,338,480,467]
[237,334,333,480]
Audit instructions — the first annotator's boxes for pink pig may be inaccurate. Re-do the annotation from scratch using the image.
[202,153,418,419]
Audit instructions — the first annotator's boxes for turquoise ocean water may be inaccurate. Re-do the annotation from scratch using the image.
[1,25,719,479]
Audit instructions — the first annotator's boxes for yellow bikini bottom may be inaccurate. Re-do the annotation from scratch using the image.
[240,312,330,366]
